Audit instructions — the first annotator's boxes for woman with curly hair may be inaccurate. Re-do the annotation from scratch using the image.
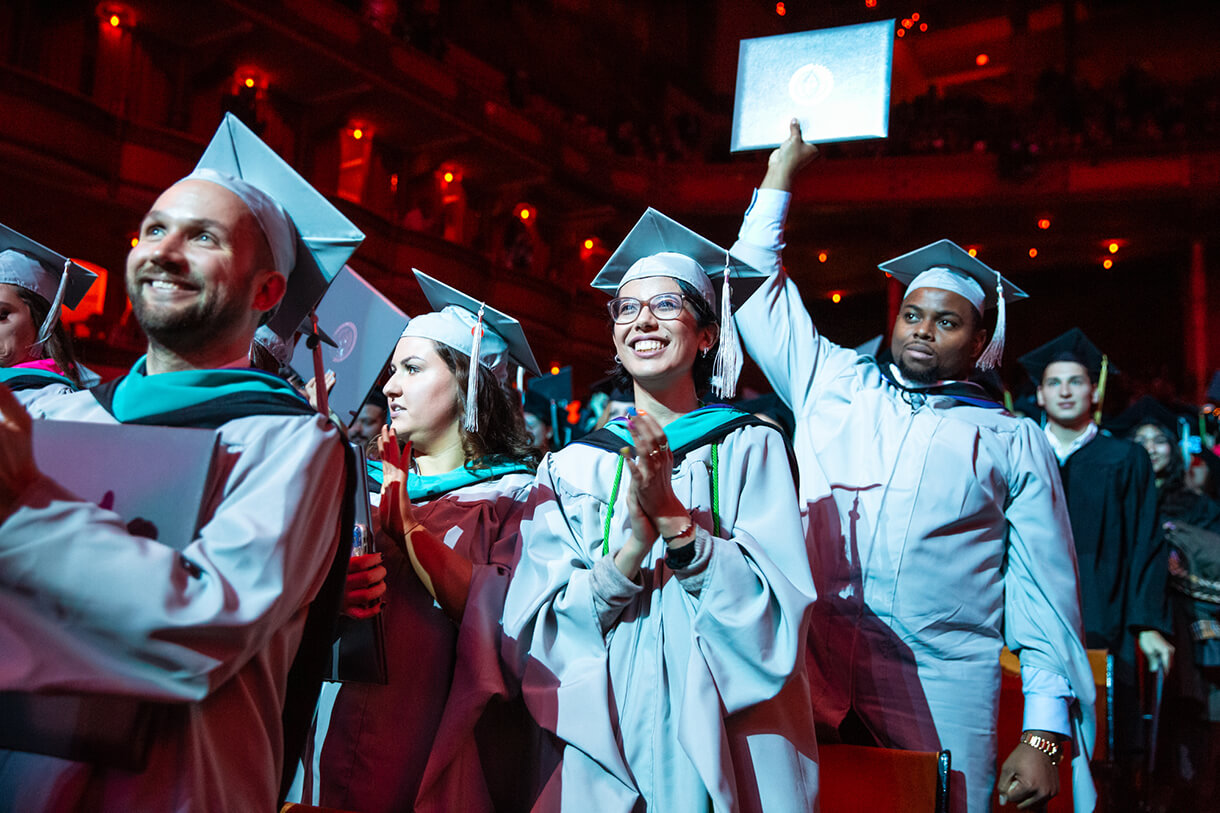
[300,270,554,813]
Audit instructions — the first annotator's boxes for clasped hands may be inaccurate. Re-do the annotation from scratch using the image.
[613,410,693,579]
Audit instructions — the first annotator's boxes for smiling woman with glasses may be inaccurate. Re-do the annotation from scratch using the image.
[502,209,821,811]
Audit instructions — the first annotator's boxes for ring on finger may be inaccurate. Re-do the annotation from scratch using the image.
[648,449,661,459]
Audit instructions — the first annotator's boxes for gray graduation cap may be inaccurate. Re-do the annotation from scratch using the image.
[591,208,765,398]
[879,239,1028,370]
[0,223,97,344]
[402,269,540,431]
[854,335,883,358]
[186,113,365,340]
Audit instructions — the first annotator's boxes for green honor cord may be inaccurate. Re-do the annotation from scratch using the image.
[602,444,720,556]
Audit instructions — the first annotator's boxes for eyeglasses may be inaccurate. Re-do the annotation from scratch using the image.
[607,293,689,324]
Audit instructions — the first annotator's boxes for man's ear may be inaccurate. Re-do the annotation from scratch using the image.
[1091,386,1101,406]
[1035,386,1046,409]
[252,270,287,313]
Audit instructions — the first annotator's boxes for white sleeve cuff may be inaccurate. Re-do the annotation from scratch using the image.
[738,188,792,251]
[1020,665,1074,738]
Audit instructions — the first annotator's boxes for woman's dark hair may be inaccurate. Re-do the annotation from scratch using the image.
[15,287,81,387]
[434,343,540,471]
[609,278,720,396]
[1130,420,1193,513]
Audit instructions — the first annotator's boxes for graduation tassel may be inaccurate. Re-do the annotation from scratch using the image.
[463,303,486,432]
[33,259,71,347]
[975,271,1005,370]
[1093,354,1110,425]
[308,311,329,418]
[711,251,742,399]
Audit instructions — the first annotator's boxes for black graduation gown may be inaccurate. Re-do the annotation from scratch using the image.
[1059,431,1168,754]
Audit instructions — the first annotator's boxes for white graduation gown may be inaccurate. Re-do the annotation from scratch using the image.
[0,389,345,812]
[502,421,821,812]
[733,219,1097,812]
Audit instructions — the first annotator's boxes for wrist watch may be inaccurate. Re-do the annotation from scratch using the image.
[1019,732,1063,766]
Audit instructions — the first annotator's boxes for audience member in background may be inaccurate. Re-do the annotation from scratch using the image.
[0,224,95,408]
[1020,330,1172,809]
[1125,401,1220,811]
[348,391,388,448]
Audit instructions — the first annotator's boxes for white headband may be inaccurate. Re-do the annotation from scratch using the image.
[616,252,716,306]
[400,307,510,382]
[904,266,985,314]
[182,168,298,277]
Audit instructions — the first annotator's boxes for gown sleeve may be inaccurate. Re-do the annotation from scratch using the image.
[0,414,346,703]
[1001,420,1098,811]
[731,188,859,418]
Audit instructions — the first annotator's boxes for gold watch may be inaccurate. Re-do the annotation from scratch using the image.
[1019,732,1064,766]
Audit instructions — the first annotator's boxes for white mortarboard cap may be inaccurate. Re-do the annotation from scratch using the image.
[878,239,1028,369]
[186,113,365,340]
[854,334,883,357]
[592,208,767,398]
[401,269,540,431]
[0,223,97,344]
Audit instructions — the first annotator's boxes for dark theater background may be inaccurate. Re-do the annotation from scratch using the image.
[1,0,1218,410]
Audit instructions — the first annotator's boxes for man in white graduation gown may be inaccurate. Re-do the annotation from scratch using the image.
[731,122,1096,813]
[0,114,362,812]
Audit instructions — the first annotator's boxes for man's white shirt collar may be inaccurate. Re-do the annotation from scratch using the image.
[1044,421,1098,464]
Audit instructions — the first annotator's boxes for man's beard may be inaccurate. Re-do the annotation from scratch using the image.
[128,277,249,354]
[895,357,945,385]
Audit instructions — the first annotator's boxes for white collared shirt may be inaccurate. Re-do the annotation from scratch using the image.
[1044,421,1098,465]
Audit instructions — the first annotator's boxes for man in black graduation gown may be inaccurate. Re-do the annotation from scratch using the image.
[1020,330,1174,791]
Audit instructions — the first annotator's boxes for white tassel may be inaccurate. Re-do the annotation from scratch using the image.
[463,303,486,431]
[976,270,1005,370]
[711,251,742,399]
[34,260,71,346]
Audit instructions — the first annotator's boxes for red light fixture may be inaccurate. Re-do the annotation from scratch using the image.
[818,251,828,263]
[442,170,455,184]
[902,18,913,28]
[896,28,905,37]
[550,364,561,376]
[1108,241,1120,254]
[1102,258,1113,270]
[865,0,877,7]
[775,2,786,16]
[831,291,842,304]
[967,247,979,257]
[1028,247,1038,259]
[95,3,135,30]
[514,203,536,223]
[919,22,927,31]
[911,12,920,21]
[583,238,595,250]
[976,53,990,67]
[1037,217,1051,230]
